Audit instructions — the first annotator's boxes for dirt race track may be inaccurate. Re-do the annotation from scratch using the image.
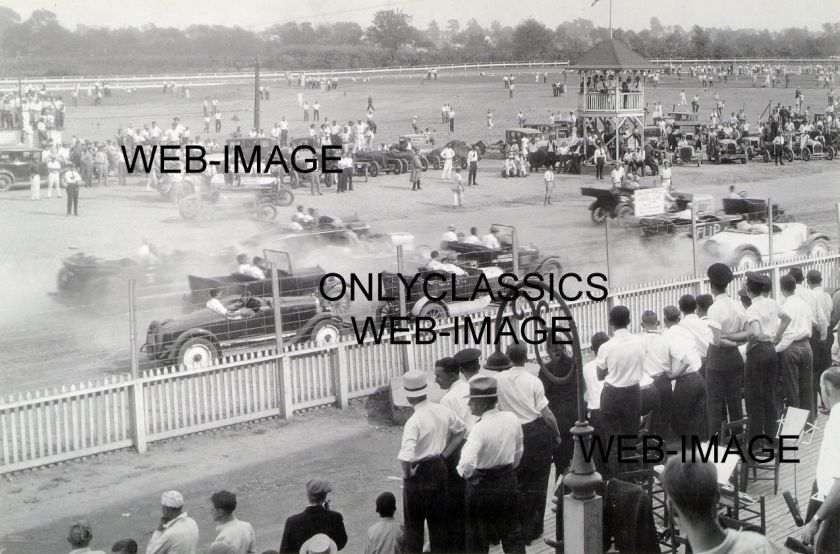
[2,71,840,395]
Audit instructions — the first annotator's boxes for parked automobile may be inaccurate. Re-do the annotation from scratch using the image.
[0,145,68,192]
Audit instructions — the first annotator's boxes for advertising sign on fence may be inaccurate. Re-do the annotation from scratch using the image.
[633,188,665,217]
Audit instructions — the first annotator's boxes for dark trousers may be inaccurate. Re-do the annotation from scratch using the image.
[468,162,477,185]
[465,466,525,554]
[215,120,221,132]
[745,342,780,448]
[651,374,674,437]
[779,339,814,421]
[517,419,553,541]
[403,457,449,554]
[344,167,353,191]
[595,157,605,179]
[811,328,830,410]
[705,345,744,436]
[444,447,466,553]
[65,184,79,215]
[280,129,288,146]
[672,372,706,440]
[449,119,455,132]
[600,383,641,477]
[640,384,660,425]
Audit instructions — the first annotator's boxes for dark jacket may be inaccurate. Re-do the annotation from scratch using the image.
[603,479,659,554]
[279,504,348,553]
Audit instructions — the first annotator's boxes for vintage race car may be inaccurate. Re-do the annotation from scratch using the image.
[706,137,748,164]
[427,140,474,170]
[185,265,326,308]
[436,240,563,281]
[141,293,344,368]
[375,265,501,320]
[702,222,831,269]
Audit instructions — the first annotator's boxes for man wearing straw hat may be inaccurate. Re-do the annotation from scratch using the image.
[457,374,526,554]
[398,370,465,553]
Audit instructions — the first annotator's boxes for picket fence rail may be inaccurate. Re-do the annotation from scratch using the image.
[1,252,838,474]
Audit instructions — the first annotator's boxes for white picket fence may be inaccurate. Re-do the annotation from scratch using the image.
[1,252,838,474]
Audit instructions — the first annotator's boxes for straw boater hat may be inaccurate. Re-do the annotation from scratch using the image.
[403,370,428,399]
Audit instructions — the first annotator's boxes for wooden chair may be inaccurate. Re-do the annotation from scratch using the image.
[718,417,750,491]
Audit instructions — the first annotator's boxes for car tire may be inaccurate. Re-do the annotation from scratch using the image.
[615,203,634,220]
[0,174,12,192]
[274,189,294,207]
[786,150,794,163]
[310,319,342,346]
[177,337,218,370]
[735,250,760,269]
[827,147,835,161]
[388,159,402,174]
[537,258,563,282]
[802,148,811,161]
[808,239,829,257]
[255,203,278,221]
[418,156,429,172]
[590,205,608,225]
[431,156,440,170]
[418,301,448,320]
[368,163,379,177]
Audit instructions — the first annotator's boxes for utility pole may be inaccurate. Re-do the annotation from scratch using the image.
[254,57,261,132]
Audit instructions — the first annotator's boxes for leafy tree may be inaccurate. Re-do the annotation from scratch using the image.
[512,19,555,59]
[690,25,711,57]
[366,9,415,59]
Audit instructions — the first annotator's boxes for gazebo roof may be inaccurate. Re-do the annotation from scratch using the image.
[571,39,659,70]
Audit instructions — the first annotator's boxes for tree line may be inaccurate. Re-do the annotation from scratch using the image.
[0,6,838,77]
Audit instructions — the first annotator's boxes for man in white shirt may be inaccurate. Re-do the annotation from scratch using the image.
[775,274,816,421]
[398,370,465,554]
[663,306,706,440]
[457,374,526,553]
[236,254,265,280]
[801,367,840,550]
[464,227,482,245]
[440,224,457,244]
[596,305,646,476]
[639,310,674,437]
[206,288,231,318]
[609,162,625,187]
[679,295,712,363]
[209,491,256,554]
[481,226,501,249]
[46,156,62,198]
[705,263,747,437]
[426,251,466,276]
[543,167,555,206]
[439,145,454,180]
[488,344,561,542]
[807,270,834,402]
[145,490,199,554]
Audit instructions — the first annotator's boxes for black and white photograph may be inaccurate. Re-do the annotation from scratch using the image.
[2,0,840,552]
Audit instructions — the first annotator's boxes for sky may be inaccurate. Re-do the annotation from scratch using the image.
[3,0,839,33]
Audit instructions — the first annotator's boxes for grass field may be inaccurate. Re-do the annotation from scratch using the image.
[61,70,828,146]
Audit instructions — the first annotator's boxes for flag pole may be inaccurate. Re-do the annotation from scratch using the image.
[609,0,613,38]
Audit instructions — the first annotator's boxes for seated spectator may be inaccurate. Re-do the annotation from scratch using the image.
[427,251,467,276]
[365,492,404,554]
[237,254,266,280]
[661,457,787,553]
[67,521,106,554]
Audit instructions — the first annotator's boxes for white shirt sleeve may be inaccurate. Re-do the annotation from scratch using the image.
[397,418,419,462]
[456,431,479,479]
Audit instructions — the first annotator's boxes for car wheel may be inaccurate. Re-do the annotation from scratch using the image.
[431,156,440,170]
[368,163,379,177]
[590,205,608,225]
[418,156,429,172]
[310,319,341,346]
[418,301,448,320]
[786,150,794,163]
[398,159,409,173]
[178,195,202,220]
[740,156,747,164]
[0,174,12,192]
[809,239,829,257]
[255,203,278,221]
[274,189,294,207]
[615,203,634,220]
[735,250,760,269]
[537,258,563,282]
[802,148,811,161]
[746,147,754,160]
[388,159,402,174]
[827,147,835,161]
[177,337,218,370]
[56,267,77,298]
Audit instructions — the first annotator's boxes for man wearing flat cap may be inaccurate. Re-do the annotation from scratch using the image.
[279,480,347,554]
[145,490,199,554]
[704,263,747,437]
[457,374,526,554]
[398,369,465,554]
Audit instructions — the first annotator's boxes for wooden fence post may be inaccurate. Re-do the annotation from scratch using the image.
[333,344,349,409]
[129,375,147,454]
[277,350,294,420]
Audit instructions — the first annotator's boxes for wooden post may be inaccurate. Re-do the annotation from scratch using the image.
[604,218,613,285]
[691,206,699,279]
[271,263,293,420]
[253,57,261,131]
[127,280,147,454]
[565,495,604,554]
[396,244,415,372]
[332,344,349,409]
[767,197,774,266]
